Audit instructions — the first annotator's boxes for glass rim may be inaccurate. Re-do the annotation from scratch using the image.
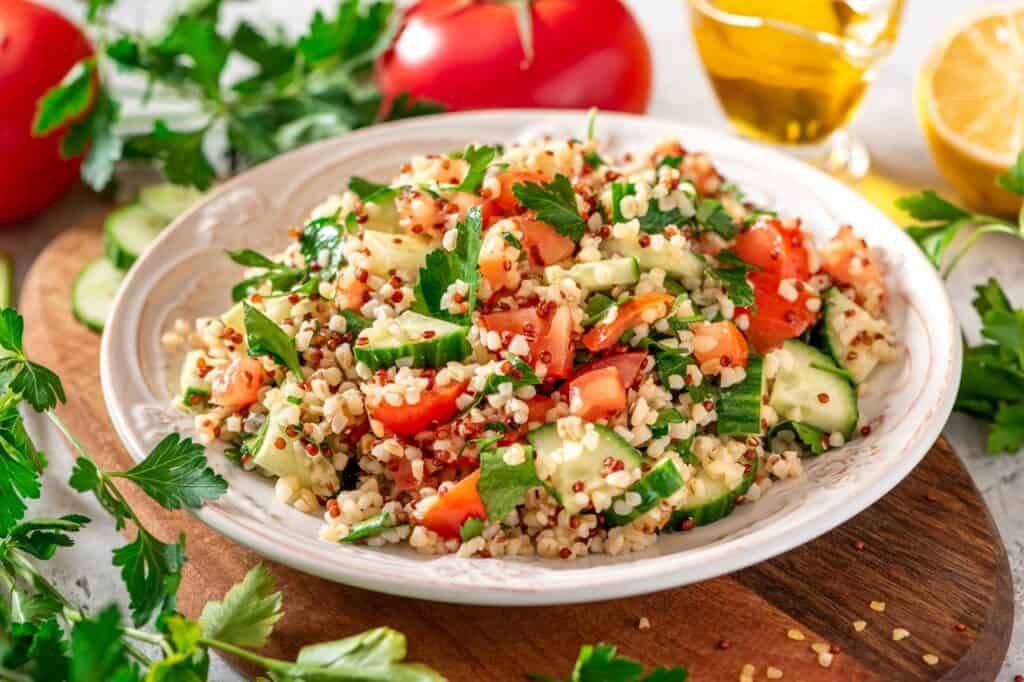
[688,0,897,62]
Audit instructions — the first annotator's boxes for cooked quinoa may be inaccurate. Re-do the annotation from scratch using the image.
[169,130,896,560]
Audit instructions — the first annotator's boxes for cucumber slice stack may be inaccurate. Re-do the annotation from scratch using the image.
[72,184,203,333]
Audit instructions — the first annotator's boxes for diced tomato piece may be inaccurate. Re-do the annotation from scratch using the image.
[420,469,486,539]
[534,305,574,379]
[517,217,575,266]
[371,381,468,437]
[573,352,648,389]
[526,394,557,422]
[389,457,421,491]
[691,321,749,369]
[582,293,675,353]
[496,170,550,213]
[211,357,266,409]
[338,280,368,311]
[568,366,627,421]
[734,217,810,280]
[741,271,818,354]
[479,252,519,293]
[481,308,543,358]
[820,225,885,291]
[448,192,501,227]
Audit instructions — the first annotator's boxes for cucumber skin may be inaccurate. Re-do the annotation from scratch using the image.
[71,258,124,333]
[354,331,471,370]
[669,458,758,529]
[340,512,407,543]
[0,251,13,309]
[605,458,685,527]
[103,204,164,270]
[716,356,765,435]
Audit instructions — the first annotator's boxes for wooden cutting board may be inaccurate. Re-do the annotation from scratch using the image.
[21,216,1013,681]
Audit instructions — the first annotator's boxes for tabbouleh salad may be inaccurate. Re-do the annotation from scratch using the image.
[165,127,896,560]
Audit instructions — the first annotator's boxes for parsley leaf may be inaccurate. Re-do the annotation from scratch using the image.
[988,403,1024,454]
[768,421,826,455]
[513,174,587,241]
[707,251,756,308]
[695,198,737,239]
[658,155,683,169]
[455,144,500,193]
[534,643,688,682]
[0,395,46,536]
[62,86,122,191]
[998,151,1024,196]
[69,605,141,681]
[157,14,230,98]
[112,433,226,511]
[226,249,306,302]
[0,309,67,412]
[8,515,90,561]
[112,531,186,627]
[896,189,972,222]
[349,176,388,198]
[650,408,685,439]
[464,357,540,414]
[199,563,283,648]
[289,626,442,680]
[478,445,541,522]
[413,206,483,323]
[610,181,691,233]
[459,516,485,542]
[243,302,303,377]
[124,121,216,191]
[32,60,97,137]
[299,214,347,282]
[973,277,1013,318]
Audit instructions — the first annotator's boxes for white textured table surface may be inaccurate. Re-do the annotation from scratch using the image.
[22,1,1024,679]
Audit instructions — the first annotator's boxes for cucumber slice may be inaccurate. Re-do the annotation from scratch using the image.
[361,230,432,277]
[769,340,858,438]
[601,232,704,285]
[545,257,640,291]
[340,511,408,543]
[362,187,402,233]
[716,356,766,435]
[0,251,13,308]
[605,458,686,526]
[250,406,320,489]
[137,183,203,222]
[355,311,470,370]
[179,350,213,409]
[527,422,643,514]
[104,204,166,270]
[221,302,246,336]
[71,258,124,333]
[822,288,889,384]
[670,458,758,528]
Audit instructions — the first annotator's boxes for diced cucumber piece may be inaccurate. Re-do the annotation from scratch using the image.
[670,458,757,528]
[250,406,319,489]
[263,296,294,324]
[340,511,408,543]
[545,257,640,291]
[527,423,643,514]
[822,288,888,384]
[716,356,765,435]
[355,311,470,370]
[221,302,246,336]
[103,204,167,270]
[605,458,686,526]
[179,350,212,408]
[769,340,858,438]
[0,251,13,308]
[361,230,432,277]
[602,232,704,285]
[137,183,203,222]
[71,258,124,333]
[362,187,402,233]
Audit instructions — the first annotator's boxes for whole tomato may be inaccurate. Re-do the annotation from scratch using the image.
[0,1,94,224]
[376,0,652,113]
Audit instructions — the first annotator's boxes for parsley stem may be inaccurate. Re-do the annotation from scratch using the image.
[45,412,90,462]
[198,637,291,673]
[0,668,33,682]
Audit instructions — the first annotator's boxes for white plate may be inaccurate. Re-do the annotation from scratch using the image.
[101,110,960,606]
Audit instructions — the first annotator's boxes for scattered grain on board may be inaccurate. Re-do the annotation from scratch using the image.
[852,620,867,632]
[870,600,886,612]
[786,628,805,641]
[892,628,910,641]
[922,654,939,666]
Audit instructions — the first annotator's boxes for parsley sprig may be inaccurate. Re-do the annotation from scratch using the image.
[32,0,442,192]
[513,174,588,241]
[413,206,484,324]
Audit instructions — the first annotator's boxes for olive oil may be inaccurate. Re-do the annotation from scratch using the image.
[690,0,904,146]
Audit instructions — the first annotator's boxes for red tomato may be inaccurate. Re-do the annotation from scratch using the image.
[389,457,421,491]
[377,0,652,114]
[573,352,647,388]
[211,357,266,409]
[338,280,368,311]
[518,217,575,266]
[734,217,810,280]
[533,305,574,379]
[481,307,544,360]
[420,469,486,539]
[495,171,549,214]
[500,394,558,445]
[820,225,885,292]
[568,366,626,420]
[0,1,94,224]
[741,271,819,354]
[691,321,749,369]
[447,191,501,227]
[582,293,675,353]
[371,381,468,437]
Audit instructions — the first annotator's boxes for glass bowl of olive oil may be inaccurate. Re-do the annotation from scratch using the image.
[689,0,904,178]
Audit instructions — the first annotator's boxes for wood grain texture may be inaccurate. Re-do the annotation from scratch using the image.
[20,218,1013,681]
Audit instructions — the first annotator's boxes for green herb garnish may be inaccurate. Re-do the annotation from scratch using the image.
[513,174,587,241]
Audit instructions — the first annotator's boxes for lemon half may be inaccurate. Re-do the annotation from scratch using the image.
[916,4,1024,217]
